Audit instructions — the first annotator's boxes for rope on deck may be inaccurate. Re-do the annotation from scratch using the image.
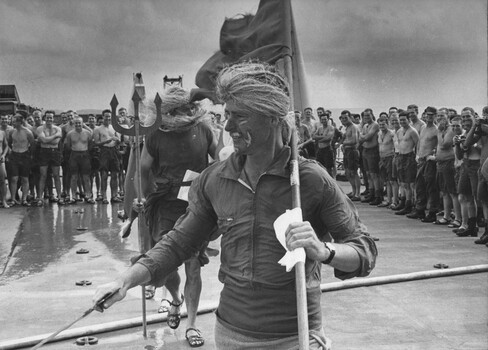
[1,264,487,349]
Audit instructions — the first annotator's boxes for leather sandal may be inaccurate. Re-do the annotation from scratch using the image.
[186,328,204,347]
[163,295,184,329]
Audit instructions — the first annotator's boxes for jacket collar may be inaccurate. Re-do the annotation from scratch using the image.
[220,146,292,181]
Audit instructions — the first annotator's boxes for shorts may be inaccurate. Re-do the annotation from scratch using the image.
[90,146,101,172]
[362,146,380,174]
[379,155,394,182]
[39,148,62,167]
[316,146,334,170]
[436,159,457,195]
[343,148,359,172]
[99,146,121,173]
[69,151,91,175]
[458,159,480,197]
[9,151,31,178]
[391,154,398,180]
[397,152,417,183]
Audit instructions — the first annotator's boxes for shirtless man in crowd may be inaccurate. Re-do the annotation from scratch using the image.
[8,114,35,206]
[432,109,459,227]
[313,113,336,176]
[359,109,382,205]
[66,117,95,204]
[377,116,396,207]
[340,110,361,201]
[395,111,420,215]
[93,109,121,204]
[36,111,63,206]
[407,107,439,222]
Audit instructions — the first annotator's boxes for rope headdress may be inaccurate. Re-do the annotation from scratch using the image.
[215,61,294,144]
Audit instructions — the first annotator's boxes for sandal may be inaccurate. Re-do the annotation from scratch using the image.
[102,199,109,204]
[21,200,31,207]
[158,299,170,313]
[145,286,155,300]
[448,219,461,228]
[163,295,184,329]
[434,217,450,225]
[36,199,44,207]
[185,328,204,348]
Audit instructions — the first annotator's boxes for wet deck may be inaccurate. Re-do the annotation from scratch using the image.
[0,182,487,349]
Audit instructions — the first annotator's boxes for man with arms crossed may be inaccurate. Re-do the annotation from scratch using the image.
[313,113,336,176]
[94,62,377,349]
[395,111,419,215]
[36,111,63,206]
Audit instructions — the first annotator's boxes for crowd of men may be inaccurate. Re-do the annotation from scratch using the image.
[0,108,132,208]
[1,103,488,251]
[295,105,488,247]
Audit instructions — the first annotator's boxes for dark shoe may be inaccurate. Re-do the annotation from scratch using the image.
[477,217,486,228]
[186,328,204,348]
[456,227,478,237]
[391,200,405,211]
[453,226,466,234]
[407,210,425,219]
[361,189,370,196]
[369,197,382,206]
[395,203,412,215]
[361,196,374,203]
[350,196,361,202]
[377,201,391,208]
[111,196,123,203]
[474,232,488,244]
[421,213,437,223]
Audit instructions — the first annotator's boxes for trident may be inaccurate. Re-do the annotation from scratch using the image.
[110,91,162,337]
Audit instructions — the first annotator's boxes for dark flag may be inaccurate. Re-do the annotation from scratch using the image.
[193,0,310,110]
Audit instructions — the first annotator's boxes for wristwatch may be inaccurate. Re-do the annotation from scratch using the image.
[322,242,336,265]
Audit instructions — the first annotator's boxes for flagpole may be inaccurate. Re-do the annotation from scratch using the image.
[284,54,310,350]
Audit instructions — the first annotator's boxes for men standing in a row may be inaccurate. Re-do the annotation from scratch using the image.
[93,110,121,204]
[395,111,419,215]
[8,114,35,206]
[340,110,361,201]
[66,117,95,204]
[36,111,63,206]
[407,107,439,222]
[313,112,336,176]
[359,109,382,205]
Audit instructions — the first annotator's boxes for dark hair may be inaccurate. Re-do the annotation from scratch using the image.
[102,109,111,115]
[407,104,418,113]
[317,107,325,112]
[88,114,95,118]
[304,107,312,112]
[340,110,351,117]
[44,110,55,116]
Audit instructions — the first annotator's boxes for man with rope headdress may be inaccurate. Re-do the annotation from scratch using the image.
[138,86,216,347]
[95,62,377,349]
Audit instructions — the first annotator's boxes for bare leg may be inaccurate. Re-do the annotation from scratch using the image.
[9,175,20,205]
[184,258,202,331]
[52,167,62,199]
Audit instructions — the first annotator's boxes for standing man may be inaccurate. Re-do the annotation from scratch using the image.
[377,116,395,207]
[94,62,377,349]
[302,107,317,159]
[36,111,63,206]
[8,114,35,206]
[407,107,439,222]
[136,86,216,347]
[395,111,419,215]
[295,111,312,158]
[407,104,426,135]
[313,113,336,176]
[339,110,361,201]
[66,117,95,204]
[359,109,382,205]
[87,114,101,200]
[93,110,121,204]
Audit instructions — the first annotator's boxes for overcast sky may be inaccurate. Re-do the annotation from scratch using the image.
[0,0,486,113]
